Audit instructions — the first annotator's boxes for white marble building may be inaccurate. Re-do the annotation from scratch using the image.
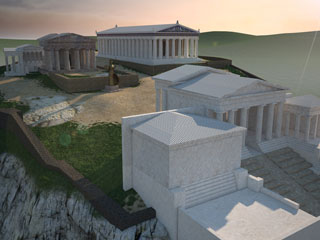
[3,44,43,76]
[97,22,202,65]
[38,33,96,72]
[152,65,320,164]
[122,107,320,240]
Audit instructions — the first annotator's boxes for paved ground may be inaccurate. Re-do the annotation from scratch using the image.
[241,147,320,216]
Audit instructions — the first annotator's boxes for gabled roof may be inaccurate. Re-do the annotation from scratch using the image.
[153,65,233,84]
[38,33,94,43]
[286,95,320,108]
[97,23,198,35]
[4,44,42,52]
[132,112,242,146]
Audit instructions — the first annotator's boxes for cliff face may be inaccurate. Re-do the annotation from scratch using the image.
[0,153,169,240]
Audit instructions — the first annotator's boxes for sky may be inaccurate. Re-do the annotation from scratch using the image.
[0,0,319,39]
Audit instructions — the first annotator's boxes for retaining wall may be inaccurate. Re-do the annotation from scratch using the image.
[0,108,156,230]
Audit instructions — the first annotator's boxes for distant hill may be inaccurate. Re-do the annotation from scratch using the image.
[199,31,320,97]
[199,31,256,47]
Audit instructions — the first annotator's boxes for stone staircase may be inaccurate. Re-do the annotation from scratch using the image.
[184,172,237,208]
[241,146,261,160]
[241,147,320,216]
[258,137,288,153]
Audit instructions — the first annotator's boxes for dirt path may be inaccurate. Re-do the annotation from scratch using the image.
[0,75,155,126]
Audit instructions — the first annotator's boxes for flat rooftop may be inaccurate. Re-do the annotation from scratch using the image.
[286,94,320,108]
[182,188,316,240]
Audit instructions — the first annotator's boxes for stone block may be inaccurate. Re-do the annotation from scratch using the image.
[233,168,248,190]
[247,175,264,192]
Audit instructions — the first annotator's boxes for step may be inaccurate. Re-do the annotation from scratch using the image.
[291,169,313,179]
[272,185,291,196]
[260,174,274,184]
[310,189,320,200]
[241,158,258,167]
[250,168,271,178]
[270,152,300,164]
[304,180,320,192]
[266,148,293,158]
[284,162,313,175]
[265,180,283,190]
[296,174,320,186]
[185,185,236,207]
[277,157,305,169]
[185,173,234,191]
[185,178,235,197]
[244,162,264,172]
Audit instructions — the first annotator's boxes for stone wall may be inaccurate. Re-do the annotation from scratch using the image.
[0,108,156,231]
[49,72,139,93]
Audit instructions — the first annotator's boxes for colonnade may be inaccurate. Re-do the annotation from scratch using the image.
[284,113,320,141]
[4,53,23,75]
[98,37,199,59]
[45,48,96,71]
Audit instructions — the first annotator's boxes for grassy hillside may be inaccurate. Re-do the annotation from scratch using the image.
[199,31,320,97]
[199,31,256,47]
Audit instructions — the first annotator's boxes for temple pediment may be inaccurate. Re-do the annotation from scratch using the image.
[159,25,197,33]
[224,82,284,98]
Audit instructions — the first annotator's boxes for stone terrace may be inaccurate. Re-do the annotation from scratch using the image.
[241,147,320,216]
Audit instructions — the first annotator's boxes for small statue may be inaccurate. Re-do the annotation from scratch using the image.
[107,60,119,86]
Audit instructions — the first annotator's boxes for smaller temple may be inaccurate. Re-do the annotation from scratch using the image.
[4,44,43,76]
[38,33,96,72]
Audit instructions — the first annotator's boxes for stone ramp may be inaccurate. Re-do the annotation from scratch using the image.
[241,147,320,216]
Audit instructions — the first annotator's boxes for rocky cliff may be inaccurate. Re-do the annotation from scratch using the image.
[0,153,169,240]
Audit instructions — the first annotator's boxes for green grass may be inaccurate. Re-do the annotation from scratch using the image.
[0,91,30,113]
[32,121,137,206]
[0,128,76,194]
[24,72,60,91]
[225,65,248,77]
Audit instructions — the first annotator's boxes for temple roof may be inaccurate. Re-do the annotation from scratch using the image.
[4,44,42,52]
[97,23,198,35]
[286,95,320,108]
[154,65,287,98]
[132,112,243,146]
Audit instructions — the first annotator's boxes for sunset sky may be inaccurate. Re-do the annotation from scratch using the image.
[0,0,319,39]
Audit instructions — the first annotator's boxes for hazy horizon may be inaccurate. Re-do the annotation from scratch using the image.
[0,0,319,39]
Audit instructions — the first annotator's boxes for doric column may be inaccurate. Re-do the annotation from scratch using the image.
[228,110,235,124]
[165,38,169,58]
[313,115,319,139]
[178,38,182,58]
[5,55,9,72]
[190,38,194,58]
[172,39,176,58]
[161,89,167,111]
[216,112,224,121]
[153,39,157,59]
[140,39,144,58]
[159,39,163,59]
[285,112,290,136]
[148,39,152,59]
[156,88,161,111]
[184,38,188,58]
[275,102,284,137]
[305,115,311,141]
[256,105,264,143]
[55,50,60,71]
[74,49,80,70]
[86,49,90,69]
[195,38,199,57]
[64,49,71,71]
[294,114,301,138]
[48,50,54,71]
[18,53,23,73]
[266,103,275,140]
[11,55,16,72]
[240,107,248,127]
[91,49,96,69]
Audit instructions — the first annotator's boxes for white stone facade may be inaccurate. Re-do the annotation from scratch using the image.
[122,107,320,240]
[97,23,202,65]
[4,44,43,76]
[38,33,96,72]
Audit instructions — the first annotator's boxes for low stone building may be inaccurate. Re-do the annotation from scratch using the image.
[3,44,43,76]
[38,33,96,72]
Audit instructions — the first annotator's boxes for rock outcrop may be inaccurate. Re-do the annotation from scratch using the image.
[0,153,169,240]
